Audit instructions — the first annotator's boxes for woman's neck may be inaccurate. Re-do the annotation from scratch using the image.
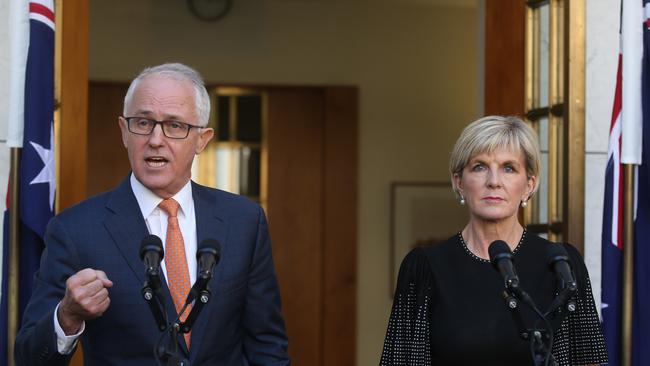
[461,217,524,260]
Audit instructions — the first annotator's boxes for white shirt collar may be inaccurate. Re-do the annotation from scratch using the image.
[129,173,193,219]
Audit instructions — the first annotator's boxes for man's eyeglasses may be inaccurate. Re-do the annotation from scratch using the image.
[123,117,202,139]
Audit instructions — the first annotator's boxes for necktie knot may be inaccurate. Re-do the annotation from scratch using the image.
[159,198,180,218]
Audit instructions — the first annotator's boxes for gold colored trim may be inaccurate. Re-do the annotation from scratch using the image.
[547,0,560,242]
[214,86,259,96]
[524,6,534,111]
[7,149,20,366]
[563,0,585,250]
[260,92,268,212]
[622,165,635,366]
[228,96,238,191]
[524,6,535,226]
[54,0,62,214]
[531,7,540,109]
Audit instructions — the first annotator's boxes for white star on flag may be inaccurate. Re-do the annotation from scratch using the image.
[29,122,55,211]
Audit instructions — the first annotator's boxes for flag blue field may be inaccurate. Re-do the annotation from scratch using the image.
[601,54,624,365]
[602,1,649,365]
[0,1,56,364]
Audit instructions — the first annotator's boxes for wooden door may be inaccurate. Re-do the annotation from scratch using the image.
[484,0,525,116]
[266,87,357,365]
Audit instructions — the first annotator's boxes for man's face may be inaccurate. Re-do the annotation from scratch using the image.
[119,75,214,198]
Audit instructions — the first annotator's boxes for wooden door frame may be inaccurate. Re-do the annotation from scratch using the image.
[56,0,88,211]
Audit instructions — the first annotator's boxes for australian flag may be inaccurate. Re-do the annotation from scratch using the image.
[602,0,650,365]
[0,0,56,364]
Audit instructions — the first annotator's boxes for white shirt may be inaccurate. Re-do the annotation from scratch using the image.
[54,174,198,354]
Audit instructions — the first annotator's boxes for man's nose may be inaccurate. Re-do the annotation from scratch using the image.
[147,123,165,145]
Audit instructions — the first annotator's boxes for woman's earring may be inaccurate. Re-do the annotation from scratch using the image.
[459,196,466,205]
[521,200,528,208]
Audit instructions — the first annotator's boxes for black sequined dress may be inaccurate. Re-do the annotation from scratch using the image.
[380,230,608,366]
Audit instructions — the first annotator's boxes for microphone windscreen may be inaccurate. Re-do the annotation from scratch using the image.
[197,238,221,262]
[140,234,164,261]
[546,244,570,266]
[488,240,512,262]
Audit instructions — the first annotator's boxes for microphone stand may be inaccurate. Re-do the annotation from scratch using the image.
[179,288,211,334]
[142,280,189,366]
[142,280,168,331]
[500,285,558,366]
[145,286,213,366]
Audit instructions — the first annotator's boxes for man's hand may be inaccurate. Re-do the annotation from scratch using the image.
[57,268,113,335]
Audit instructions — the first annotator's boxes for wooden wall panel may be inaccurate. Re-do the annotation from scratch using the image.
[87,82,131,196]
[322,87,357,366]
[266,89,325,366]
[484,0,525,117]
[58,0,89,211]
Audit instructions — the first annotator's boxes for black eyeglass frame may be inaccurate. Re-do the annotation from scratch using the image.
[122,116,204,139]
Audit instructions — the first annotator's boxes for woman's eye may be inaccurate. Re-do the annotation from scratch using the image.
[471,164,485,171]
[504,165,516,173]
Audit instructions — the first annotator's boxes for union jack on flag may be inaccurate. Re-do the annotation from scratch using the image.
[601,1,650,365]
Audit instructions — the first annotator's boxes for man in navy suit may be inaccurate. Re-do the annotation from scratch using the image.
[15,63,290,365]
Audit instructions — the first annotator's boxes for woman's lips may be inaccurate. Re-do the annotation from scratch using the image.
[482,196,504,202]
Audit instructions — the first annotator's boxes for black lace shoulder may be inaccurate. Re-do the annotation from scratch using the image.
[380,247,434,365]
[551,242,608,365]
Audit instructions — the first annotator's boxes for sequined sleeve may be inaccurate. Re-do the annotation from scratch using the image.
[552,244,609,366]
[380,248,434,366]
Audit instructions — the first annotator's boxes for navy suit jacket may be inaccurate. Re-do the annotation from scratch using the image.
[15,178,290,365]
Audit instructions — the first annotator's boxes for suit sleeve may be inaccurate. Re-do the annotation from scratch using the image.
[242,206,290,365]
[14,216,79,366]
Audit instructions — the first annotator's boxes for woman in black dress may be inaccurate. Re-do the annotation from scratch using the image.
[380,116,608,366]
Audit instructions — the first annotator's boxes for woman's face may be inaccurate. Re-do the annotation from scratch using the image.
[454,147,535,223]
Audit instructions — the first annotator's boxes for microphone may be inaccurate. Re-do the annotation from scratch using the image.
[140,234,164,291]
[185,239,221,305]
[547,244,577,292]
[488,240,520,289]
[546,244,578,314]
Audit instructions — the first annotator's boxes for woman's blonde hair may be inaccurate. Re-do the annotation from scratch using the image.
[449,115,541,197]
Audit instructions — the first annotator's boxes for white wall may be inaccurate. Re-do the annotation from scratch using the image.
[584,0,620,315]
[89,1,480,363]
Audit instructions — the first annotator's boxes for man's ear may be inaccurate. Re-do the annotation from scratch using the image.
[195,127,214,154]
[118,117,129,148]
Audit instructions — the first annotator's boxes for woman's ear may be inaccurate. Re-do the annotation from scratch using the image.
[525,175,537,198]
[453,173,464,196]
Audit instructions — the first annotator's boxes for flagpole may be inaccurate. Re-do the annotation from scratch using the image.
[622,164,635,366]
[7,148,21,366]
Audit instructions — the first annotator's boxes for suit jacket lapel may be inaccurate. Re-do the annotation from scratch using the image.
[103,177,182,353]
[103,177,151,284]
[188,182,229,361]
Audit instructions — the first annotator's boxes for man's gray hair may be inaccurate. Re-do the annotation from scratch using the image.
[123,63,211,126]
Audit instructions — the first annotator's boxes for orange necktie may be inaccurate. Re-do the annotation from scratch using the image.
[158,198,192,348]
